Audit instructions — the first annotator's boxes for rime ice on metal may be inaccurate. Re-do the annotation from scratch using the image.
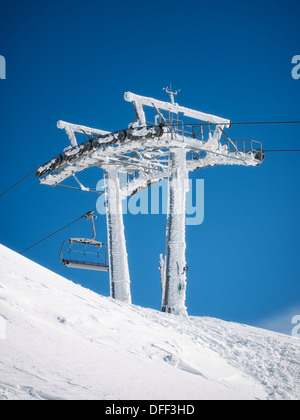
[36,89,264,314]
[105,167,131,303]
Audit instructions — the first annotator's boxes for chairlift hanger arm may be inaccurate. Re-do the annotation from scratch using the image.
[59,213,109,272]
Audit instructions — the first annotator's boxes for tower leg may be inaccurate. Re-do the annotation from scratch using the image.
[106,167,132,304]
[162,149,188,316]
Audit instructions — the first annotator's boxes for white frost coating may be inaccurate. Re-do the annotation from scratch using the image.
[106,167,131,304]
[159,254,166,308]
[124,92,231,127]
[57,120,110,137]
[39,131,260,187]
[163,149,189,317]
[35,94,264,318]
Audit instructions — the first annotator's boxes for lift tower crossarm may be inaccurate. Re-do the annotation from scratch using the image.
[124,92,231,127]
[57,120,110,147]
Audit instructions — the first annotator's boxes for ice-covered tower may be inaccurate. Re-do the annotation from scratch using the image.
[36,89,264,314]
[105,166,131,303]
[124,88,264,316]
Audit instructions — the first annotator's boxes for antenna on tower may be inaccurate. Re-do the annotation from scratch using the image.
[163,84,181,105]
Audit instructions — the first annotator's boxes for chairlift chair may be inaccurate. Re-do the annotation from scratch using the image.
[59,212,109,272]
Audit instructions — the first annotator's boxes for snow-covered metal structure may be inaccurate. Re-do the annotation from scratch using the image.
[36,89,264,315]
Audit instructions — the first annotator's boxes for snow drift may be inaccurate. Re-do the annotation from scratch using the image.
[0,244,299,400]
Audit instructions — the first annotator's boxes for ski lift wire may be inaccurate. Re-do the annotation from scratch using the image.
[0,169,36,199]
[264,149,300,152]
[20,203,105,255]
[2,121,300,200]
[164,121,300,127]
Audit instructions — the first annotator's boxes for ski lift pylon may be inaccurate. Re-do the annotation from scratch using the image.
[59,211,109,272]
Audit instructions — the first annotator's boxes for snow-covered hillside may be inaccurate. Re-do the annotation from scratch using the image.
[0,244,299,400]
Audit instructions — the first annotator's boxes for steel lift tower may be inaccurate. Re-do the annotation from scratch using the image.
[36,89,264,315]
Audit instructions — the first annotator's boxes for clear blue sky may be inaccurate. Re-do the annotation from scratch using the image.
[0,0,299,334]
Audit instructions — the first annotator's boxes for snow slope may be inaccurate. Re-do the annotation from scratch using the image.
[0,244,299,400]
